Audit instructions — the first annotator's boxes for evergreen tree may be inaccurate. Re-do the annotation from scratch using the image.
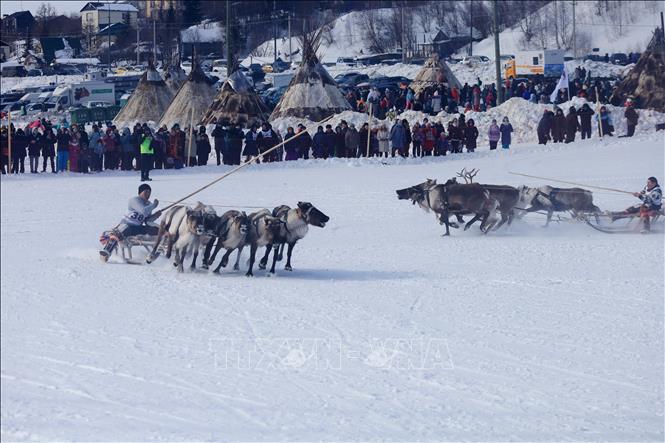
[183,0,203,26]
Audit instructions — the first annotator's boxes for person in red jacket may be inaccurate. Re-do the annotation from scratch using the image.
[421,122,436,156]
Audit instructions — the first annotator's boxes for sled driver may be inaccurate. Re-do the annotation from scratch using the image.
[99,184,161,261]
[610,176,662,232]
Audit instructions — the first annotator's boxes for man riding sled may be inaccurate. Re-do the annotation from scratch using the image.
[610,176,662,233]
[99,184,161,261]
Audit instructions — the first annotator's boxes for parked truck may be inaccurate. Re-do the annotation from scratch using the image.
[46,81,115,110]
[504,49,566,79]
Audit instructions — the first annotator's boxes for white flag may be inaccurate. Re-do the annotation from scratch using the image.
[550,64,569,103]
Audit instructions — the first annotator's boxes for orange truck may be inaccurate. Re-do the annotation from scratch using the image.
[504,49,566,79]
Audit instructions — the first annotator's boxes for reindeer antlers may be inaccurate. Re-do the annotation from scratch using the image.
[456,168,479,184]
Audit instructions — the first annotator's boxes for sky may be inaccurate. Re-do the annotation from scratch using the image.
[1,1,89,17]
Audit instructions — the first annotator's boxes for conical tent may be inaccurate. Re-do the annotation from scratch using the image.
[200,64,270,127]
[113,63,174,126]
[410,54,462,96]
[269,28,351,121]
[164,64,188,95]
[609,50,665,112]
[159,62,217,129]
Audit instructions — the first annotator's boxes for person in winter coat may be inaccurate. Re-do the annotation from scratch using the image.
[499,117,513,149]
[464,119,479,153]
[334,126,346,158]
[89,126,104,171]
[577,103,594,139]
[358,123,370,157]
[389,121,406,157]
[312,126,326,159]
[195,126,211,166]
[68,129,81,172]
[411,122,423,157]
[284,127,299,161]
[447,119,462,153]
[11,128,27,173]
[421,123,436,156]
[257,123,279,162]
[102,128,119,170]
[551,108,566,143]
[120,128,134,170]
[401,119,412,157]
[317,124,334,159]
[27,128,41,173]
[0,127,8,174]
[139,129,154,181]
[152,126,167,169]
[345,124,360,158]
[435,131,449,156]
[242,125,258,162]
[488,119,501,150]
[610,176,662,232]
[565,107,580,143]
[56,127,70,172]
[296,124,312,160]
[623,100,638,137]
[42,128,56,172]
[211,121,227,165]
[537,109,554,145]
[595,106,613,136]
[376,124,390,158]
[226,124,244,165]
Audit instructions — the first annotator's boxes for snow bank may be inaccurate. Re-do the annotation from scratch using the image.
[272,96,665,146]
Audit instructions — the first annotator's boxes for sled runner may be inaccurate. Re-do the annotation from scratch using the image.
[99,230,161,263]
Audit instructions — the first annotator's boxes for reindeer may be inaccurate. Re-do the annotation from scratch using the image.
[191,202,220,270]
[454,168,520,230]
[517,185,601,226]
[235,210,285,276]
[146,205,205,272]
[203,210,250,274]
[259,202,330,274]
[396,178,499,236]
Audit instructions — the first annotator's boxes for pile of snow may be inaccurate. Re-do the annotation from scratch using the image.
[1,131,663,441]
[1,75,86,94]
[53,38,75,59]
[272,96,665,146]
[461,0,664,58]
[55,58,101,66]
[180,21,224,43]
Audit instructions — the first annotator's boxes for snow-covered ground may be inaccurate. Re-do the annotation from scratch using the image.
[1,129,663,440]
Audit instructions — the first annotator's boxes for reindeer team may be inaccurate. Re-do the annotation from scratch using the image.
[396,168,602,236]
[104,167,604,270]
[142,202,329,275]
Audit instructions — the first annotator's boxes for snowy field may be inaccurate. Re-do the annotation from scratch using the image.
[1,132,664,441]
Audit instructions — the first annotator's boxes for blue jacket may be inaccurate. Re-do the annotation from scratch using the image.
[390,123,406,148]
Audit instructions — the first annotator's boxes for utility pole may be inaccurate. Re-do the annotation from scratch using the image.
[401,4,406,63]
[288,12,292,62]
[572,0,576,58]
[226,0,231,73]
[136,17,140,65]
[469,0,473,56]
[493,0,503,104]
[153,19,156,62]
[107,4,111,68]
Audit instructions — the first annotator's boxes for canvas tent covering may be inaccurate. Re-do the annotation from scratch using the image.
[610,50,665,112]
[164,64,188,95]
[113,63,174,126]
[159,63,217,129]
[410,54,462,96]
[201,68,269,127]
[270,29,351,121]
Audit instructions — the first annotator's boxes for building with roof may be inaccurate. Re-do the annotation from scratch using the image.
[80,2,138,32]
[1,11,35,43]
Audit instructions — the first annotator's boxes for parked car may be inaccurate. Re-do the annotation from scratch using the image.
[27,69,44,77]
[460,55,490,65]
[584,54,604,62]
[271,58,290,73]
[85,101,114,108]
[260,86,288,109]
[336,57,357,67]
[610,52,629,65]
[369,76,411,90]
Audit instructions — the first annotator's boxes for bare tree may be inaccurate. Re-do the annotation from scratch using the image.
[35,3,57,22]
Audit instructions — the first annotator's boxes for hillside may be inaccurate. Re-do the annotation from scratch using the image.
[462,0,664,58]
